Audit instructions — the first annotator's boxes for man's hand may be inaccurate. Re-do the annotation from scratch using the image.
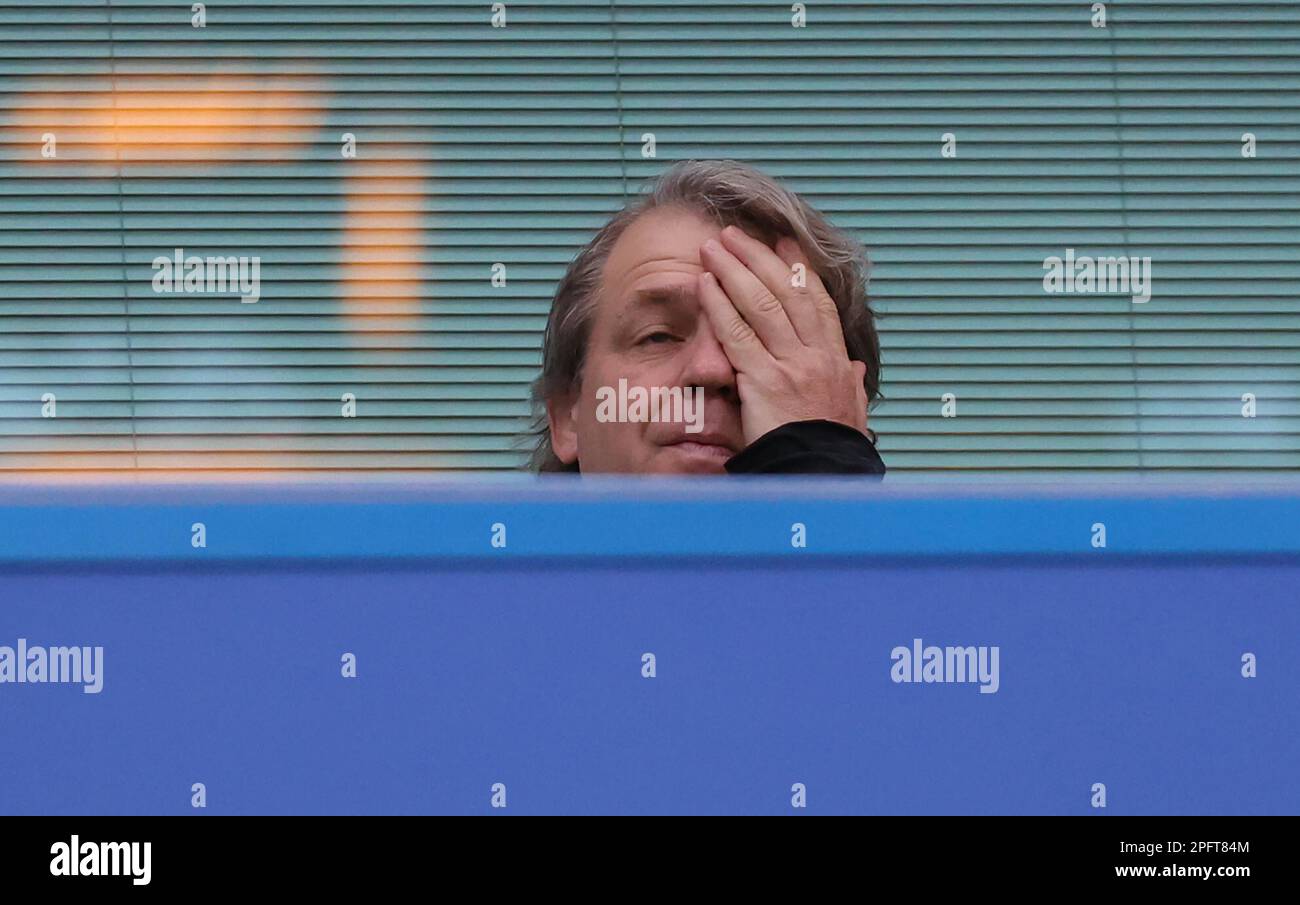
[697,225,869,446]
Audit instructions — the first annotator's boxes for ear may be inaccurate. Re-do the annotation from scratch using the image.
[546,387,580,466]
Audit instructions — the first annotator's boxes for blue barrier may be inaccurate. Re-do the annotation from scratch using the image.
[1,480,1297,815]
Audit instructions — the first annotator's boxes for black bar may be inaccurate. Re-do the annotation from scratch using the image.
[0,817,1281,891]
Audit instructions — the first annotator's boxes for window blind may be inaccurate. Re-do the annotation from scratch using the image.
[2,0,1297,474]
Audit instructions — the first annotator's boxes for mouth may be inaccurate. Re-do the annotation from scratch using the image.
[660,434,738,467]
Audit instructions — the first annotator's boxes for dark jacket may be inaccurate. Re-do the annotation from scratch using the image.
[725,420,886,475]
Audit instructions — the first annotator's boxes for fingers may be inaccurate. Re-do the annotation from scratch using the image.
[699,236,802,358]
[696,270,768,374]
[772,236,850,358]
[719,226,824,347]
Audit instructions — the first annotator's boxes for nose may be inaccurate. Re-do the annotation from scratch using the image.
[678,321,737,399]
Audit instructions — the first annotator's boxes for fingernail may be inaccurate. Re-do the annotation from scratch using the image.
[703,239,721,254]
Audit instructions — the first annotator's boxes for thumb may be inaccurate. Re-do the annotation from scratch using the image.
[852,360,869,432]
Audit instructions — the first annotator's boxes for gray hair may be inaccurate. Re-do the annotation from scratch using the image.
[525,159,881,472]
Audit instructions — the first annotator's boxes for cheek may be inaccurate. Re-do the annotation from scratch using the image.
[575,364,665,456]
[582,345,677,406]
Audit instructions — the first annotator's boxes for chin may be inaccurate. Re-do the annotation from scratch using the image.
[651,461,728,476]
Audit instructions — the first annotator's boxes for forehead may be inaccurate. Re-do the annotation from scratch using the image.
[598,205,720,308]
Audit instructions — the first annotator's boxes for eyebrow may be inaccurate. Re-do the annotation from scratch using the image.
[628,284,695,307]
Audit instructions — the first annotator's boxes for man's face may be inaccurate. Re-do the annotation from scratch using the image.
[547,206,747,474]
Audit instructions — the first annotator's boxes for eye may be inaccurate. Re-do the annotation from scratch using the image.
[637,331,678,346]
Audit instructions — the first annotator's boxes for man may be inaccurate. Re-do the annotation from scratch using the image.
[528,160,885,475]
